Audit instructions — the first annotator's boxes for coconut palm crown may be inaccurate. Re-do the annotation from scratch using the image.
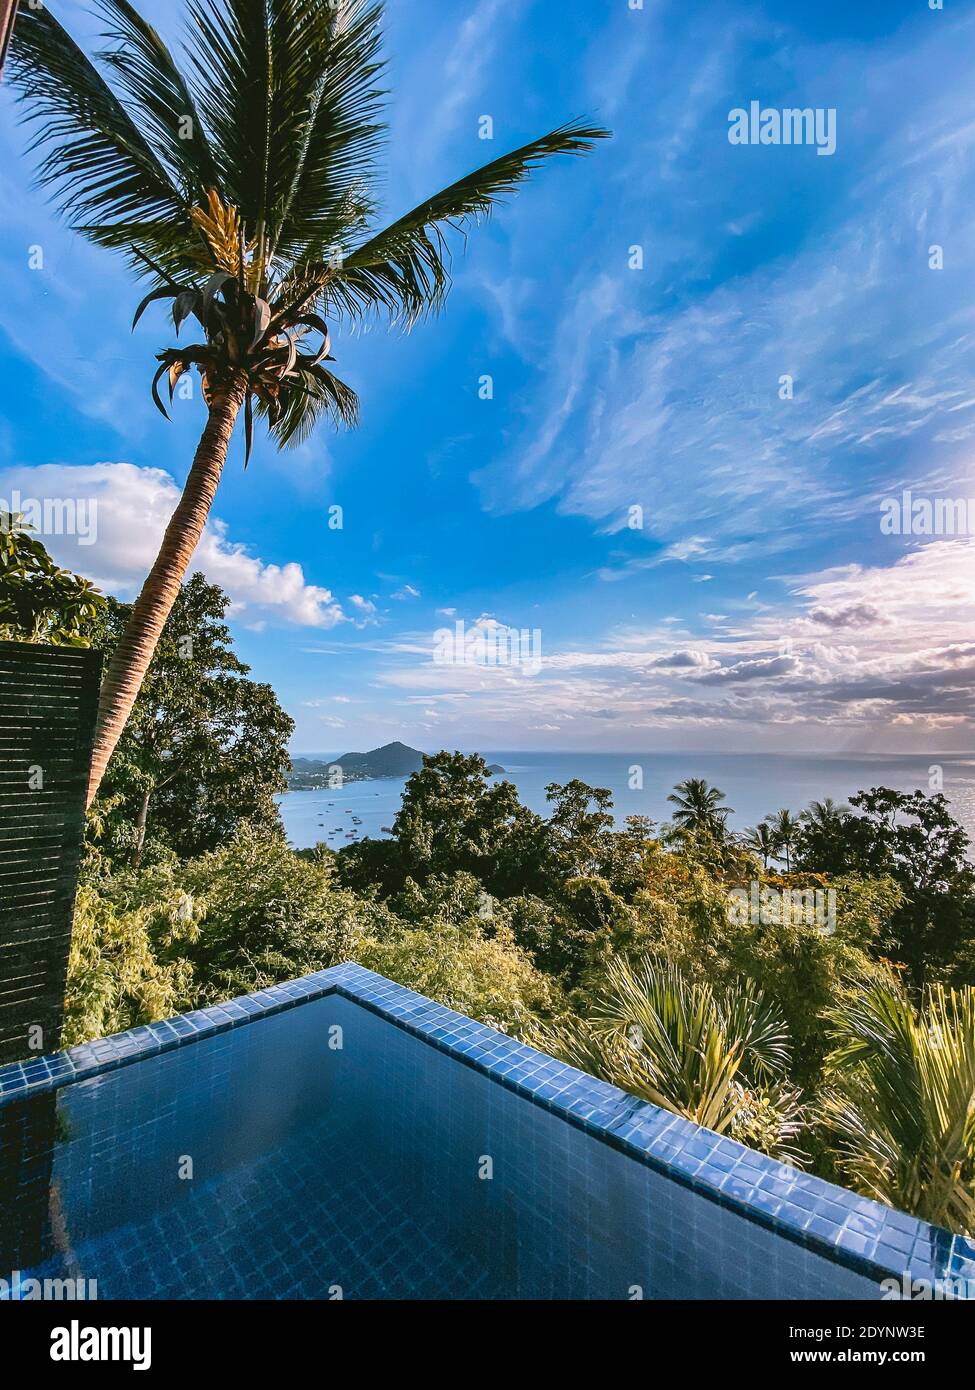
[667,777,734,838]
[9,0,608,802]
[768,807,800,871]
[744,821,777,871]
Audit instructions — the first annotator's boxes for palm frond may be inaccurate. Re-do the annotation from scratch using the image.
[94,0,221,196]
[184,0,379,280]
[822,975,975,1233]
[261,362,360,446]
[286,119,611,324]
[270,1,386,263]
[8,3,187,262]
[533,956,800,1158]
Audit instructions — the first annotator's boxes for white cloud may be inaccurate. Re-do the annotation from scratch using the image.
[368,542,975,749]
[0,462,346,629]
[472,12,975,560]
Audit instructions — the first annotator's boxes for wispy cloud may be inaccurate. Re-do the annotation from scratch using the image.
[473,8,975,563]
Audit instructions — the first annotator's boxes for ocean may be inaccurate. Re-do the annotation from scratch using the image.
[277,750,975,853]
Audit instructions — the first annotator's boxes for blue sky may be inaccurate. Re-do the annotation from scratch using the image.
[2,0,974,754]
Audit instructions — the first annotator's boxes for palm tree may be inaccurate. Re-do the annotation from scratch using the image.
[744,821,777,871]
[822,975,975,1235]
[801,797,848,833]
[533,956,803,1161]
[768,807,799,871]
[667,777,734,838]
[9,1,608,805]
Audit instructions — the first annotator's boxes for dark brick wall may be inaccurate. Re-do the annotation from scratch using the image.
[0,641,101,1064]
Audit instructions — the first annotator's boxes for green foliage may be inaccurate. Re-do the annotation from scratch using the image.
[744,821,778,870]
[63,744,975,1230]
[0,512,105,645]
[64,882,192,1046]
[667,777,733,838]
[360,920,555,1037]
[87,574,294,865]
[794,787,975,988]
[154,825,379,999]
[340,751,547,899]
[532,956,804,1162]
[71,831,554,1039]
[821,973,975,1234]
[590,866,897,1083]
[767,808,800,871]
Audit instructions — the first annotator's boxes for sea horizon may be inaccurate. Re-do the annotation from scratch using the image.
[278,748,975,852]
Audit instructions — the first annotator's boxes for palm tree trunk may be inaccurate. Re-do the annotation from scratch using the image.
[85,375,248,807]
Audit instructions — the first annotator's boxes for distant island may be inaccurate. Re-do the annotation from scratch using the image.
[287,744,504,789]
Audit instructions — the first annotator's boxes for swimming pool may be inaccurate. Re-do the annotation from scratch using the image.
[0,964,972,1299]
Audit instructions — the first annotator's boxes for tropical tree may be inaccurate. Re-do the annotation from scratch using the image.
[87,574,294,867]
[390,750,545,897]
[533,956,804,1161]
[802,797,848,833]
[9,0,608,805]
[793,788,975,989]
[744,821,777,871]
[768,807,799,871]
[543,779,616,880]
[822,974,975,1234]
[667,777,733,838]
[0,511,105,644]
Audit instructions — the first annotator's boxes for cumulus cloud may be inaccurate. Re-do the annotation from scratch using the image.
[0,462,345,629]
[809,603,889,629]
[700,655,799,684]
[650,649,717,669]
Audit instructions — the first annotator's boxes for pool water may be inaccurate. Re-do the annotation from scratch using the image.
[1,992,878,1300]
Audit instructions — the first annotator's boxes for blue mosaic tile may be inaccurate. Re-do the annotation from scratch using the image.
[0,961,971,1298]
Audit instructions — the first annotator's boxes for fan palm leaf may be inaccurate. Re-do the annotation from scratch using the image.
[822,975,975,1234]
[533,956,803,1160]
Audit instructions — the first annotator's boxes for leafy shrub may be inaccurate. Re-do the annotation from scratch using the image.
[64,884,192,1046]
[821,973,975,1234]
[532,955,804,1162]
